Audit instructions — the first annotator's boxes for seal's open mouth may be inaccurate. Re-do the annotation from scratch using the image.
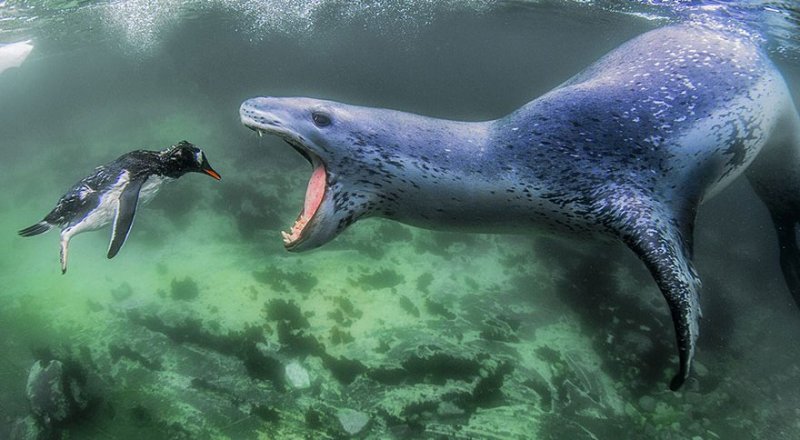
[240,97,341,250]
[250,128,327,249]
[280,137,327,247]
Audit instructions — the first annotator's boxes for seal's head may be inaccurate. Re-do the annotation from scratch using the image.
[240,97,392,251]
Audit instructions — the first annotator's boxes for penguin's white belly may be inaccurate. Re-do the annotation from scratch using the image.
[64,172,131,236]
[138,175,172,205]
[62,173,171,239]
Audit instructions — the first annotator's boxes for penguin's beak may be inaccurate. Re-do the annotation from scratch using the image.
[201,159,221,180]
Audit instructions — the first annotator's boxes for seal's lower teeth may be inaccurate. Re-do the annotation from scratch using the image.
[282,222,304,245]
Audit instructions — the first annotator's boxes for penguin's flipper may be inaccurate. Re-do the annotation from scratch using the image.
[107,178,145,259]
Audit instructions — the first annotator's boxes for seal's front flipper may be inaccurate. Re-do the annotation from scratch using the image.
[746,108,800,308]
[604,192,702,391]
[108,178,145,259]
[771,216,800,307]
[746,149,800,307]
[627,228,702,390]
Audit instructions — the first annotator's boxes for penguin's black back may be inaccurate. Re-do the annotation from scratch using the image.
[43,150,164,228]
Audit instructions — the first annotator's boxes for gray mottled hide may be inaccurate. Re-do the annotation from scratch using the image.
[240,23,800,390]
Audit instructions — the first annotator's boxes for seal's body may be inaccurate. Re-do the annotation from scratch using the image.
[19,140,221,273]
[240,23,800,390]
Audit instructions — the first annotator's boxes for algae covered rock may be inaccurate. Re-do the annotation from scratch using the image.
[8,416,40,440]
[26,360,70,425]
[170,276,200,301]
[25,359,91,426]
[20,353,100,440]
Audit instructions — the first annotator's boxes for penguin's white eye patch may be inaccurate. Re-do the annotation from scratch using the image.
[312,111,332,127]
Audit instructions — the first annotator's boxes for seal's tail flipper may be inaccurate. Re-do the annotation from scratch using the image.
[603,191,701,391]
[18,221,52,237]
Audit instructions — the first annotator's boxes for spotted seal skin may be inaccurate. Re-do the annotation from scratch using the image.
[240,23,800,390]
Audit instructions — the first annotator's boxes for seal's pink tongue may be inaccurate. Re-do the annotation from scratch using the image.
[304,164,326,217]
[283,163,327,246]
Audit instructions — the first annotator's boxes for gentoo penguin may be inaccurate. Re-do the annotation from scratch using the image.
[18,140,221,273]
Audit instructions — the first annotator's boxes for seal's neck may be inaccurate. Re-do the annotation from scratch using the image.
[355,113,494,184]
[348,112,546,230]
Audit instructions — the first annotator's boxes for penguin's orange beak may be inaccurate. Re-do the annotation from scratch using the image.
[203,167,222,180]
[200,158,222,180]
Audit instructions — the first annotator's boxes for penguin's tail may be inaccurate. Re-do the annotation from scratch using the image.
[18,221,53,237]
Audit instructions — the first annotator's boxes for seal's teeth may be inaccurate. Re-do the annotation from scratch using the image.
[281,231,291,241]
[258,130,263,138]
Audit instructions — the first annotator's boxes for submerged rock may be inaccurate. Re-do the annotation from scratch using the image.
[110,282,134,301]
[25,358,93,431]
[437,401,466,416]
[8,416,40,440]
[26,360,70,425]
[171,277,200,301]
[336,408,370,435]
[638,395,657,412]
[285,361,311,389]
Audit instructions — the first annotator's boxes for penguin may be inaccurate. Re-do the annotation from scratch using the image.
[18,140,221,273]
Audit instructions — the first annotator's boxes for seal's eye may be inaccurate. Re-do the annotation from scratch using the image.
[312,112,332,127]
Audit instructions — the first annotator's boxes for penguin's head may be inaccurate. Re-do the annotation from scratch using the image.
[163,140,221,180]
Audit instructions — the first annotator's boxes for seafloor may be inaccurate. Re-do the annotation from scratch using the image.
[1,4,800,440]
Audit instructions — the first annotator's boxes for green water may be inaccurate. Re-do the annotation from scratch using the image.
[1,1,800,439]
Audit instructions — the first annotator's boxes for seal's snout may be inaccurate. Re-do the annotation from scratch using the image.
[240,96,272,115]
[240,98,272,129]
[240,97,293,136]
[240,97,282,112]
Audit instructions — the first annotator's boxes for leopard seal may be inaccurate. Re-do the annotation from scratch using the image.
[239,23,800,390]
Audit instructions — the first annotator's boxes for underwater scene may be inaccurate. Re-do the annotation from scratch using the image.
[2,0,800,439]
